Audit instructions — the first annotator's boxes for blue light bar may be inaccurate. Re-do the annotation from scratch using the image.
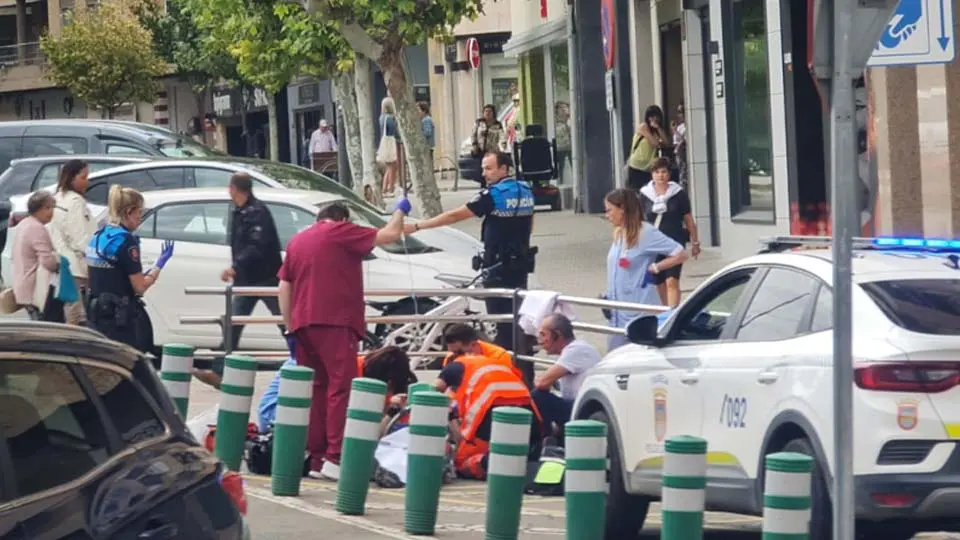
[871,237,960,250]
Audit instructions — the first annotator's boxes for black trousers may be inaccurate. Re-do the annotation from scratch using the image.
[484,270,534,387]
[88,297,154,355]
[214,278,286,375]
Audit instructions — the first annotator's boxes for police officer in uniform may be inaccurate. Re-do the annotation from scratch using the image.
[404,151,536,385]
[86,185,175,354]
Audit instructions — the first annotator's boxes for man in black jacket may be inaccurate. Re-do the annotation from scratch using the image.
[220,172,284,351]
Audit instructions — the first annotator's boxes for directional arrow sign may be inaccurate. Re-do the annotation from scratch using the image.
[868,0,956,66]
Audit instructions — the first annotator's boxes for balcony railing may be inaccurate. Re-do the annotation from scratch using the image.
[0,42,45,68]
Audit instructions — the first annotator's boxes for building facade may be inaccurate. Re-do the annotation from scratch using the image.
[426,2,516,168]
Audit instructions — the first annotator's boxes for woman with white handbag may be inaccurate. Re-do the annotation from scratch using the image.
[377,97,400,196]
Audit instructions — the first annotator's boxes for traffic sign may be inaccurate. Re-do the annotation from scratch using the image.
[601,0,616,70]
[867,0,955,66]
[466,37,481,70]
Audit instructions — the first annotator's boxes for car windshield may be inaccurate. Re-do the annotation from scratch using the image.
[861,279,960,335]
[248,161,384,213]
[317,201,438,255]
[157,137,222,158]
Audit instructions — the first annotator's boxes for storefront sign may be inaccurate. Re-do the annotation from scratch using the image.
[414,85,430,104]
[601,0,616,70]
[466,37,481,69]
[540,0,547,18]
[297,83,319,107]
[477,33,511,55]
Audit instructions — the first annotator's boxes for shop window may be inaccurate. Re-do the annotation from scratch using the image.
[723,0,774,220]
[550,44,573,185]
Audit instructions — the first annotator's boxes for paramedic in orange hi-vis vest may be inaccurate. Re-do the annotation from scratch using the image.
[434,352,543,480]
[440,323,521,377]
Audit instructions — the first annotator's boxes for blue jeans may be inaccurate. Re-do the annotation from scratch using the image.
[532,389,574,434]
[258,357,297,432]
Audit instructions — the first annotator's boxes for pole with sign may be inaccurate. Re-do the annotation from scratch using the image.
[601,0,623,188]
[810,0,901,537]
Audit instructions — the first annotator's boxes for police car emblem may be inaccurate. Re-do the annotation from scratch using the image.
[653,388,667,442]
[896,399,919,430]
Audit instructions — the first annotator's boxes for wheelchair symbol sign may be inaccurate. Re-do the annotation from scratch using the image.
[868,0,955,66]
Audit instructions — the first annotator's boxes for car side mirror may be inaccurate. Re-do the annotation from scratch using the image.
[626,315,663,347]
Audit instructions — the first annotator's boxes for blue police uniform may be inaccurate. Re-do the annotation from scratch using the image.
[465,177,536,383]
[85,224,154,354]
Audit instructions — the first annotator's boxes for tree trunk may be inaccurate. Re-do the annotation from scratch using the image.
[354,55,384,209]
[378,47,442,217]
[266,94,279,162]
[332,68,366,199]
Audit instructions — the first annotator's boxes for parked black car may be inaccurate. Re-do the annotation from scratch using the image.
[0,119,222,172]
[0,321,249,540]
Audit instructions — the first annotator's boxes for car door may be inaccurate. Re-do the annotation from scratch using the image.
[621,267,759,478]
[0,434,29,540]
[697,266,821,484]
[138,201,233,347]
[3,358,112,540]
[75,362,243,540]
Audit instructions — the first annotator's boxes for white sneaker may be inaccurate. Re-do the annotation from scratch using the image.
[307,470,324,480]
[320,461,340,481]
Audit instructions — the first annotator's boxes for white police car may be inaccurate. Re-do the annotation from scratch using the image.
[572,236,960,540]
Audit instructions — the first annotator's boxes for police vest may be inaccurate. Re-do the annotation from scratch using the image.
[86,224,133,270]
[489,179,535,218]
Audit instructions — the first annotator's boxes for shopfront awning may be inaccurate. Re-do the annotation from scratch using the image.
[501,17,568,58]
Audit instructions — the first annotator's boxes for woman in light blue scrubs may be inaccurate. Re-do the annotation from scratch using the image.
[604,188,688,351]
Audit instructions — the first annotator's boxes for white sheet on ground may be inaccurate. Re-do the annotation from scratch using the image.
[374,427,410,483]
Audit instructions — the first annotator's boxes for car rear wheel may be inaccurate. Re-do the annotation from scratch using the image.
[782,438,832,540]
[588,410,649,540]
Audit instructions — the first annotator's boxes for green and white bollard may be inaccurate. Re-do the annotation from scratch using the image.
[485,406,532,540]
[271,365,315,496]
[407,382,434,397]
[661,435,708,540]
[159,343,195,417]
[763,452,814,540]
[404,390,450,535]
[564,420,608,540]
[214,355,257,471]
[336,377,388,515]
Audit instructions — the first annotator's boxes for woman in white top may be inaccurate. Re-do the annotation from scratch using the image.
[48,159,97,325]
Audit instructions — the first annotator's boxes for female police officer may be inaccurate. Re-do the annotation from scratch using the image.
[86,185,174,354]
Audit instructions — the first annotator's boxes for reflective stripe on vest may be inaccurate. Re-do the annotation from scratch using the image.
[456,361,529,440]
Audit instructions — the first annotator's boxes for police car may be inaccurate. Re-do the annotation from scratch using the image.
[572,235,960,540]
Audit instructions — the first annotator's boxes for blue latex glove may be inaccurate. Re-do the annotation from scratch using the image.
[878,0,921,49]
[156,240,175,269]
[284,332,297,358]
[394,197,412,215]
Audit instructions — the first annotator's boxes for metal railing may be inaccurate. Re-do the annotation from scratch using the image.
[0,42,44,68]
[180,285,669,370]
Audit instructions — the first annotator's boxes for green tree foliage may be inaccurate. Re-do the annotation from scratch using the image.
[40,2,167,118]
[305,0,485,216]
[135,0,239,92]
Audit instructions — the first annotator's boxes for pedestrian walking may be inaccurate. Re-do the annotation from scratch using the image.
[638,158,701,307]
[48,159,98,325]
[195,172,285,387]
[309,118,339,154]
[278,196,411,481]
[404,151,537,386]
[378,97,400,196]
[12,191,62,321]
[603,188,687,351]
[86,186,175,354]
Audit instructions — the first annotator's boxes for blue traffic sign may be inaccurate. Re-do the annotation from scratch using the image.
[868,0,955,66]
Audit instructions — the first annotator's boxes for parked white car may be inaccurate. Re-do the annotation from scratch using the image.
[107,188,484,350]
[7,159,483,260]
